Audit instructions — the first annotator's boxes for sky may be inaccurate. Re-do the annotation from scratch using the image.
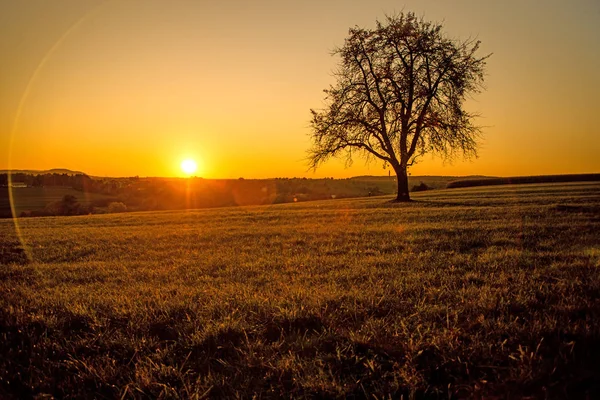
[1,0,599,178]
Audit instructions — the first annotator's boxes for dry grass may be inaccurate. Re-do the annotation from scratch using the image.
[1,182,599,398]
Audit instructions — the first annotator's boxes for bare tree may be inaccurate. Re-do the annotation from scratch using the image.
[309,13,489,201]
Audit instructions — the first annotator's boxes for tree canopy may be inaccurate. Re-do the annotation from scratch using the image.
[309,13,489,201]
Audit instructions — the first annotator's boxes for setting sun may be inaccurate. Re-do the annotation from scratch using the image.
[180,159,198,175]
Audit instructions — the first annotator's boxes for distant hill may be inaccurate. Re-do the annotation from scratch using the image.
[0,168,86,175]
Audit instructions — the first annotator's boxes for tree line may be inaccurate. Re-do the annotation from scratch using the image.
[0,173,95,190]
[3,173,405,218]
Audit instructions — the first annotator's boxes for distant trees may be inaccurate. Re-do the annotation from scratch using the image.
[107,202,128,213]
[45,195,87,216]
[446,174,600,189]
[0,173,93,189]
[7,172,468,219]
[309,13,489,201]
[411,181,431,192]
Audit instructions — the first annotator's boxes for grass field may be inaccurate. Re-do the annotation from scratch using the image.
[0,186,115,216]
[0,175,465,217]
[1,182,599,398]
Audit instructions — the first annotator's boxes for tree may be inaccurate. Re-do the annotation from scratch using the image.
[45,194,82,216]
[108,201,128,213]
[309,13,489,201]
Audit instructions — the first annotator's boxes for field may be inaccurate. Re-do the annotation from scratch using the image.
[0,186,115,216]
[1,182,600,398]
[0,175,483,218]
[447,173,600,189]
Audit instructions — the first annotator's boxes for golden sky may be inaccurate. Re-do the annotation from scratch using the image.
[1,0,599,178]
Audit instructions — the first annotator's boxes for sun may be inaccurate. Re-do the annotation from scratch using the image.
[180,159,198,175]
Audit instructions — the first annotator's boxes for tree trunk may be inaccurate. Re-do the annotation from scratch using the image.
[395,167,411,202]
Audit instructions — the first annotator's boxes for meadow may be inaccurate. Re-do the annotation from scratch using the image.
[1,182,599,398]
[0,174,478,217]
[0,186,115,217]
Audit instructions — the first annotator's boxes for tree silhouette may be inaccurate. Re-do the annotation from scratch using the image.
[45,194,82,216]
[309,13,489,201]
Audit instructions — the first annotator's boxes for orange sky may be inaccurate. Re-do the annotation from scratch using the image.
[1,0,599,178]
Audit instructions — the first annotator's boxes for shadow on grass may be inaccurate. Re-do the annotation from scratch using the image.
[365,199,488,208]
[0,243,28,265]
[553,204,600,214]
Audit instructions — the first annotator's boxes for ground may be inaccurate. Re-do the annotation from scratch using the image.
[0,186,114,216]
[1,182,599,398]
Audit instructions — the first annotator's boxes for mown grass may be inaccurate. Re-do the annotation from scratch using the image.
[1,182,600,398]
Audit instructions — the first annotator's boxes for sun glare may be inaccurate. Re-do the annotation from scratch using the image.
[180,159,198,175]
